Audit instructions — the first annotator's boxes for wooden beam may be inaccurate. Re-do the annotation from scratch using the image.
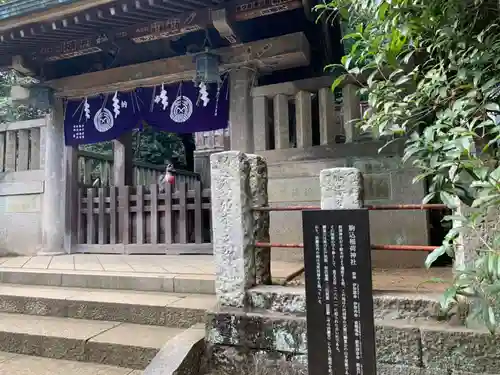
[251,75,334,97]
[0,0,118,32]
[127,9,208,44]
[211,8,239,44]
[47,32,310,98]
[15,0,302,63]
[230,0,302,21]
[37,35,111,62]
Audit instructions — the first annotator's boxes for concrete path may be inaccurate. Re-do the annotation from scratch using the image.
[0,351,140,374]
[0,254,300,278]
[0,254,302,293]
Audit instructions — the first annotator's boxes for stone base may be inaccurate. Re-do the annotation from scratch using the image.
[204,345,306,375]
[204,345,500,375]
[36,250,66,256]
[205,305,500,375]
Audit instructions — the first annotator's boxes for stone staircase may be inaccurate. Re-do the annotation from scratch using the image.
[0,254,305,374]
[0,282,214,374]
[1,263,497,375]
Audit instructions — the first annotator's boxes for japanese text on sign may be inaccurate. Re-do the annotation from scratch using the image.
[302,209,376,375]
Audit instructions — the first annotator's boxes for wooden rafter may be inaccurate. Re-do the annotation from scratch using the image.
[47,31,310,98]
[0,0,303,62]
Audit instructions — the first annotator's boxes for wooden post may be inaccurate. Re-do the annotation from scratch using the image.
[136,185,145,244]
[113,132,133,186]
[5,130,17,171]
[150,184,159,245]
[98,187,106,244]
[164,183,173,245]
[0,132,5,172]
[109,187,117,244]
[17,129,29,171]
[119,186,130,247]
[30,127,41,170]
[178,180,188,243]
[194,180,203,244]
[86,188,95,244]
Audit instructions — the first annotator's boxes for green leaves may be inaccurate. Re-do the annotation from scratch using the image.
[331,75,346,91]
[322,0,500,332]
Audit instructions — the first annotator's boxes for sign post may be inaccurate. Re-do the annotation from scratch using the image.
[302,209,376,375]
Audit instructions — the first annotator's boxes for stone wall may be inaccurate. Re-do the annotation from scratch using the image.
[0,170,44,255]
[205,306,500,375]
[0,119,46,256]
[259,141,430,268]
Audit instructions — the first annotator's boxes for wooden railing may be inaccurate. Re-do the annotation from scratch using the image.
[77,181,212,254]
[77,150,201,189]
[250,76,369,151]
[0,118,44,172]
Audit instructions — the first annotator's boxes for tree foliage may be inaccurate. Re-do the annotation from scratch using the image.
[0,70,45,122]
[317,0,500,331]
[82,126,189,168]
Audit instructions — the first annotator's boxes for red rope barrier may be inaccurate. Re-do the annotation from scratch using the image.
[365,204,447,211]
[252,204,447,212]
[253,206,320,211]
[253,204,445,252]
[255,242,437,251]
[256,242,304,248]
[371,244,437,251]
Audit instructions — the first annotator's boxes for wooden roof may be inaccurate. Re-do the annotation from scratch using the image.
[0,0,304,63]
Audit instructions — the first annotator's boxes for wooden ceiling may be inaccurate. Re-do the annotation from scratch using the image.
[0,0,304,63]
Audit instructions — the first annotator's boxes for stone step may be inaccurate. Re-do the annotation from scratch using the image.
[206,306,500,375]
[0,351,140,375]
[0,268,215,294]
[0,284,215,327]
[248,285,443,319]
[0,312,188,370]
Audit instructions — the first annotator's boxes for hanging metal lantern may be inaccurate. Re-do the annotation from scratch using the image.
[193,49,221,85]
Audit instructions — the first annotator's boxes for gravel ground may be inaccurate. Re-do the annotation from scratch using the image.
[288,267,452,293]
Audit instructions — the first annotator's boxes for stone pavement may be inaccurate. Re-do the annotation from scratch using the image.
[0,351,140,374]
[0,254,303,293]
[0,254,299,279]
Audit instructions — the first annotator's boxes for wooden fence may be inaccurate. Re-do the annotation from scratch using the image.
[76,180,212,254]
[0,119,44,172]
[77,150,201,190]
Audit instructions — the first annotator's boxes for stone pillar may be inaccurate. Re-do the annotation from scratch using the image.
[453,204,499,270]
[342,84,361,143]
[320,167,364,209]
[319,87,342,145]
[211,151,255,307]
[229,67,255,153]
[113,133,133,186]
[248,154,271,285]
[295,90,313,149]
[40,99,65,255]
[274,93,289,150]
[252,96,270,152]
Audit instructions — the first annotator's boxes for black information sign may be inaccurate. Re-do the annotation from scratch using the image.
[302,209,376,375]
